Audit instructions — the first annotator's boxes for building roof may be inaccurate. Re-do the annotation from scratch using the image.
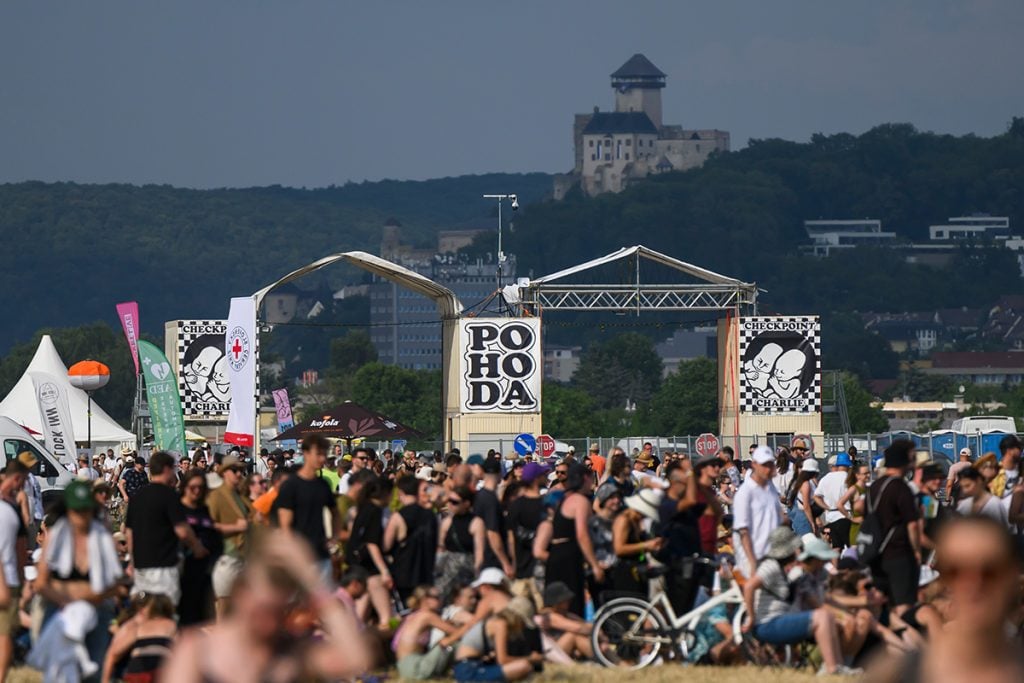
[879,402,955,413]
[930,352,1024,370]
[582,112,658,136]
[611,53,666,79]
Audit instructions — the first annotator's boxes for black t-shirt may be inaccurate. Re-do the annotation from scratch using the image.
[182,503,222,562]
[275,474,335,559]
[345,502,385,574]
[473,488,505,570]
[869,476,920,560]
[125,483,186,569]
[656,494,703,560]
[390,504,439,588]
[506,496,545,579]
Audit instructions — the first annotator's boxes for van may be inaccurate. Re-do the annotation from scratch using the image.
[0,416,76,504]
[949,416,1018,434]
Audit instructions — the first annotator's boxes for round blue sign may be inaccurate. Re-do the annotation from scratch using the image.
[513,433,536,456]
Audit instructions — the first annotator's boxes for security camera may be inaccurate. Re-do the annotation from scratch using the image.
[510,195,519,211]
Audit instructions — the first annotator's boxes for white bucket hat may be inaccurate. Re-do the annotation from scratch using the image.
[624,488,664,521]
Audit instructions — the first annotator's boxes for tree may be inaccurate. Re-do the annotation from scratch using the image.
[644,358,718,436]
[841,372,888,433]
[325,330,378,398]
[350,363,441,438]
[573,333,663,410]
[541,383,606,438]
[890,367,958,402]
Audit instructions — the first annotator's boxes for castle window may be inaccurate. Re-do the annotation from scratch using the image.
[604,154,611,161]
[696,144,701,152]
[591,154,596,161]
[588,140,594,147]
[626,139,631,146]
[625,153,630,160]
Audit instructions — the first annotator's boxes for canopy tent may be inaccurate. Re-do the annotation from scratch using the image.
[0,335,136,452]
[272,401,422,443]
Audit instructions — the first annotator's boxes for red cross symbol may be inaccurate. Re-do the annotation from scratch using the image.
[231,338,243,359]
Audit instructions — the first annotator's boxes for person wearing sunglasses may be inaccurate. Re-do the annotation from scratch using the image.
[871,515,1024,683]
[436,487,485,602]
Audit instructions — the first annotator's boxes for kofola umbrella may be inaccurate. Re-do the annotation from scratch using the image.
[272,400,423,444]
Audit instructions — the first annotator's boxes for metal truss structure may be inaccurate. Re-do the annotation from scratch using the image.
[517,245,757,314]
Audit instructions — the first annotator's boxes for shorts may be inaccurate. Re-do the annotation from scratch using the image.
[872,554,919,608]
[132,566,181,606]
[212,555,245,599]
[825,519,851,549]
[754,611,813,645]
[0,586,21,636]
[453,658,505,682]
[397,645,453,680]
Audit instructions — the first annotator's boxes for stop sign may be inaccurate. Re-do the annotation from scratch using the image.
[695,433,720,457]
[537,434,556,458]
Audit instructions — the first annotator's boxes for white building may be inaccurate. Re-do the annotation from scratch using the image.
[801,219,897,257]
[554,54,729,198]
[929,215,1011,241]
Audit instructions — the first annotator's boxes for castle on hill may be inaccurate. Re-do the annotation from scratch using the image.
[554,53,730,198]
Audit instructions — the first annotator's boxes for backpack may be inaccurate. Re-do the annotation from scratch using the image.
[857,476,897,565]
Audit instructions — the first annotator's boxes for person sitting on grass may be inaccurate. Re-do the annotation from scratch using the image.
[535,582,593,661]
[453,597,542,682]
[741,526,859,676]
[394,585,470,680]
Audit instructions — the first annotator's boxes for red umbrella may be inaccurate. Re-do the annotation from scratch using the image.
[272,401,423,442]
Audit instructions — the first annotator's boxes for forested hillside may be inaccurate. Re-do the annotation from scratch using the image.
[0,173,552,351]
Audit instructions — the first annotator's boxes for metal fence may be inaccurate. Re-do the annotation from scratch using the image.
[359,431,1015,464]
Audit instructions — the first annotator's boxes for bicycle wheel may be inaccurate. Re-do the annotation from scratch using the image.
[591,598,669,669]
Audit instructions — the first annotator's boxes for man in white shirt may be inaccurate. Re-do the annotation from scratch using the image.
[103,449,121,482]
[337,447,370,494]
[814,453,852,549]
[733,445,784,577]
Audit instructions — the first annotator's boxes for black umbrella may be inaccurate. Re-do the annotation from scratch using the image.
[272,400,423,443]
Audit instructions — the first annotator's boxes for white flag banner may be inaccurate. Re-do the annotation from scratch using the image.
[224,297,257,447]
[29,372,78,470]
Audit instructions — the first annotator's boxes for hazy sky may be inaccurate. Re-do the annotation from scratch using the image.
[2,1,1022,189]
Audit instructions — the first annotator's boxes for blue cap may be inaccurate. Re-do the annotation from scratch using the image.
[466,454,485,466]
[835,453,853,467]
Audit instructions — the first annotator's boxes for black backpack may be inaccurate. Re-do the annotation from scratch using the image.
[857,477,897,564]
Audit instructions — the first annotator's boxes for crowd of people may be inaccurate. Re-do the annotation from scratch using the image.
[0,433,1022,681]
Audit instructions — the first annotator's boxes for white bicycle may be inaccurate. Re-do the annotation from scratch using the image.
[591,561,795,669]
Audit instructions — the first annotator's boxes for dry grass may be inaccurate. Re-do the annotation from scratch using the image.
[529,663,836,682]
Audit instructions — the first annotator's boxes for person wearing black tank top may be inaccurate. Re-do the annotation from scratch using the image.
[385,477,440,603]
[436,487,485,602]
[544,464,603,617]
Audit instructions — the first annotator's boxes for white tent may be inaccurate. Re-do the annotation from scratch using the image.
[0,335,136,452]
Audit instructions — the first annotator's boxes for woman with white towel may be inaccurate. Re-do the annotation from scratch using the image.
[31,479,125,682]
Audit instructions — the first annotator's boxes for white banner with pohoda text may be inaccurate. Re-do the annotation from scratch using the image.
[459,318,541,413]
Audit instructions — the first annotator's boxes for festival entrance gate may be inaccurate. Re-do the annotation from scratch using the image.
[231,245,820,452]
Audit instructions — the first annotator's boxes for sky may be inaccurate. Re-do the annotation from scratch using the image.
[1,1,1022,189]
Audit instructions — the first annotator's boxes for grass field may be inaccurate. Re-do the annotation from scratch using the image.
[534,664,838,682]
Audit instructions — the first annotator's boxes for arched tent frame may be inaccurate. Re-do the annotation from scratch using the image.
[249,251,463,451]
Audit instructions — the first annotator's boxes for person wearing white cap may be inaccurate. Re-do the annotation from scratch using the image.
[742,527,855,676]
[945,446,973,502]
[732,445,784,578]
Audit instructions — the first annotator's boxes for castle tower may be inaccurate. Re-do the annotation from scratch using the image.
[611,53,666,129]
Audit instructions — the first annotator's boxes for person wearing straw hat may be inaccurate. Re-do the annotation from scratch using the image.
[742,527,855,676]
[610,489,665,596]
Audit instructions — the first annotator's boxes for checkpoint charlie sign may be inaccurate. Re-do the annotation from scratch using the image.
[738,316,821,414]
[459,318,541,413]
